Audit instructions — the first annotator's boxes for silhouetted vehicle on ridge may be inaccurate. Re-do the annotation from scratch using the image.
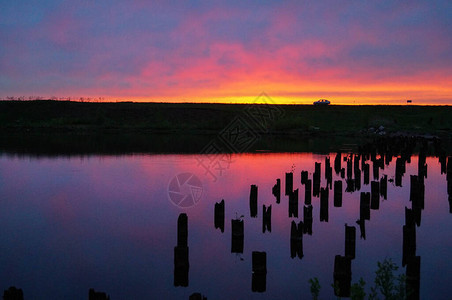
[313,99,331,105]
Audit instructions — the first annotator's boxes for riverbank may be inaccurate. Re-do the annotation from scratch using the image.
[1,101,451,155]
[1,101,450,137]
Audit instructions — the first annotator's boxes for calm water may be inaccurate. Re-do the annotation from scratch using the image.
[0,152,450,299]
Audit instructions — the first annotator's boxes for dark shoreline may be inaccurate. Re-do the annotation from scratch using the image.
[1,101,451,155]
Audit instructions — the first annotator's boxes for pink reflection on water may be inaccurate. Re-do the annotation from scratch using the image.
[0,153,450,299]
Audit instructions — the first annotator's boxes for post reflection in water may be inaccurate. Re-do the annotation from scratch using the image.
[0,144,451,299]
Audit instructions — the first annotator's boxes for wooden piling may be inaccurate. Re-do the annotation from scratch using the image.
[333,255,352,297]
[363,163,370,185]
[214,199,225,232]
[272,179,281,204]
[285,172,293,196]
[313,163,321,197]
[320,188,329,222]
[345,224,356,259]
[250,184,258,218]
[380,175,387,200]
[334,152,342,174]
[289,189,299,218]
[252,251,267,293]
[231,219,244,253]
[360,192,370,220]
[305,179,312,205]
[406,256,420,300]
[290,221,303,259]
[262,205,272,233]
[177,213,188,247]
[303,205,313,235]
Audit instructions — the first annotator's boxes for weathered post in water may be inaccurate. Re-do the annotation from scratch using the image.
[262,205,272,233]
[305,179,312,205]
[231,219,244,254]
[380,175,388,200]
[250,184,258,218]
[345,224,356,259]
[303,205,313,235]
[360,192,371,220]
[174,213,189,287]
[313,163,321,197]
[285,172,293,196]
[406,256,421,300]
[334,152,342,175]
[333,255,352,297]
[301,171,308,185]
[252,251,267,293]
[290,221,304,259]
[363,163,370,185]
[289,189,299,218]
[320,188,329,222]
[371,181,380,210]
[272,179,281,204]
[214,199,225,232]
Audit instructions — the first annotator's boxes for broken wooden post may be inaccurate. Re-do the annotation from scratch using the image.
[354,168,361,191]
[177,213,188,247]
[175,213,189,287]
[334,180,342,207]
[305,179,312,205]
[214,199,225,232]
[189,293,207,300]
[325,156,333,189]
[252,251,267,293]
[289,189,299,218]
[303,205,313,235]
[89,289,110,300]
[418,148,427,179]
[333,255,352,297]
[356,218,366,240]
[346,156,353,180]
[262,205,272,233]
[363,163,370,185]
[360,192,370,220]
[410,175,424,226]
[402,224,416,267]
[395,157,406,187]
[354,155,360,174]
[380,175,387,200]
[250,184,258,218]
[313,162,321,197]
[334,152,342,174]
[345,224,356,259]
[272,179,281,204]
[285,172,293,196]
[345,178,355,193]
[231,219,244,253]
[3,287,24,300]
[301,171,308,185]
[320,188,329,222]
[290,221,303,259]
[406,256,420,300]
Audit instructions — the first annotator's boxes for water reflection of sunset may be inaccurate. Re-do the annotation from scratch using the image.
[0,152,450,299]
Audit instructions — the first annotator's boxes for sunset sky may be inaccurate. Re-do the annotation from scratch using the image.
[1,1,451,104]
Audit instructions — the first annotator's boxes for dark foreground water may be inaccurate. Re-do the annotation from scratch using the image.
[0,152,450,299]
